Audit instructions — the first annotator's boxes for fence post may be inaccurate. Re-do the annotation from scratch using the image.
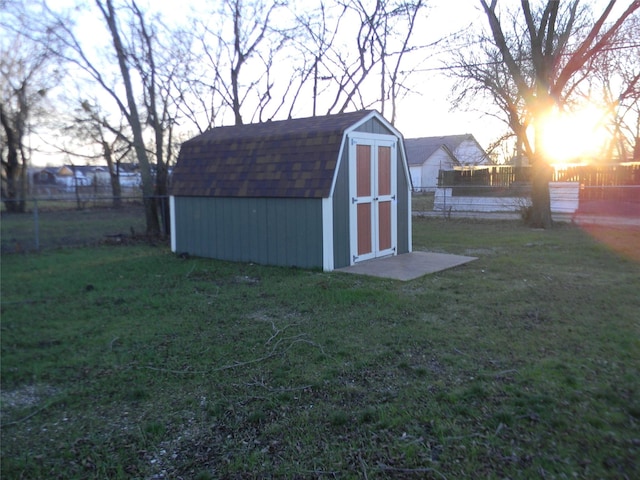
[442,187,447,219]
[33,197,40,251]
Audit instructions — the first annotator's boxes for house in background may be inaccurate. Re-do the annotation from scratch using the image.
[170,110,412,271]
[405,134,491,191]
[31,163,142,194]
[32,168,59,188]
[32,165,91,193]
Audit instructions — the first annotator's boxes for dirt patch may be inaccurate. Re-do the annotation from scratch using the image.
[0,384,58,411]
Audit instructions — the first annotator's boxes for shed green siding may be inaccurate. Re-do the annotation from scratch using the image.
[332,144,351,268]
[396,145,411,254]
[353,116,392,135]
[174,196,324,268]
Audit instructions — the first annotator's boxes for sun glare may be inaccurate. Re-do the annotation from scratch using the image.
[536,105,610,164]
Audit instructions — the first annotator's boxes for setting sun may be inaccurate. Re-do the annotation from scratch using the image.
[536,105,610,164]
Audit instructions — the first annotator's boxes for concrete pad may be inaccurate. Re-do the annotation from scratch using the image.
[336,251,477,281]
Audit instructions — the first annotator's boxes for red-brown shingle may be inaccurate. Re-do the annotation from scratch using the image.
[171,111,373,198]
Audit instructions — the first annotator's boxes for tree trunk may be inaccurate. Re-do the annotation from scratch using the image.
[153,137,170,236]
[102,141,122,208]
[0,105,26,213]
[154,168,170,236]
[528,156,553,228]
[17,150,27,212]
[99,0,160,235]
[527,99,554,229]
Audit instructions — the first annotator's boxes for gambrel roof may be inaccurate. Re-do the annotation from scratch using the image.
[171,110,376,199]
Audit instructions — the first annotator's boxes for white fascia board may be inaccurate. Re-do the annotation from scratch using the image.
[396,137,413,189]
[170,195,177,252]
[321,197,334,271]
[328,135,348,198]
[347,110,403,139]
[407,192,413,253]
[330,110,404,198]
[346,110,412,187]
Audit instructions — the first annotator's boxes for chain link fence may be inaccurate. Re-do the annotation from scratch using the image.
[0,194,168,254]
[3,186,638,255]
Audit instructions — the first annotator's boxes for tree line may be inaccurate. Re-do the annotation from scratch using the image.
[2,0,638,231]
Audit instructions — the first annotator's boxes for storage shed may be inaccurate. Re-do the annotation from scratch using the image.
[170,110,412,271]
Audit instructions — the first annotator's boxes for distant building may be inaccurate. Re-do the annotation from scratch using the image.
[31,163,141,194]
[405,134,490,191]
[32,165,90,193]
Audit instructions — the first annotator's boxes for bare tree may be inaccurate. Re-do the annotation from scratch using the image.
[449,20,533,167]
[477,0,639,227]
[57,98,133,208]
[290,1,348,116]
[126,1,184,233]
[295,0,427,122]
[0,2,63,212]
[588,13,640,161]
[43,0,160,232]
[372,0,426,124]
[193,0,294,126]
[44,0,189,234]
[94,0,160,234]
[187,0,428,127]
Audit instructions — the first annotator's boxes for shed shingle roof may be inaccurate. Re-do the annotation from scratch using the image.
[171,110,374,198]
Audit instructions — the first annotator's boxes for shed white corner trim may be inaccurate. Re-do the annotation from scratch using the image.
[322,198,334,271]
[170,195,176,252]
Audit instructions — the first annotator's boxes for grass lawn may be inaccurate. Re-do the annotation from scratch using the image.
[1,218,639,479]
[411,192,435,212]
[1,204,147,254]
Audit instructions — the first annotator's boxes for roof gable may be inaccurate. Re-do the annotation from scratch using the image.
[405,134,479,166]
[171,110,376,198]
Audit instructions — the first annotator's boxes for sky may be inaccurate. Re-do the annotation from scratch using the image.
[152,0,502,146]
[51,0,503,149]
[24,0,639,166]
[388,2,502,143]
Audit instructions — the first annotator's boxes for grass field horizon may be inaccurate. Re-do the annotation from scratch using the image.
[1,218,639,479]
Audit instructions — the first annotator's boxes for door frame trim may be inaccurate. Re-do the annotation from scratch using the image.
[348,133,398,265]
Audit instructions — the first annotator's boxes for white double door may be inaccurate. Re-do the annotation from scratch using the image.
[349,135,397,263]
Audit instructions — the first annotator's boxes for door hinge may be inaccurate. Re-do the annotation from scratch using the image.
[353,254,358,262]
[352,197,357,204]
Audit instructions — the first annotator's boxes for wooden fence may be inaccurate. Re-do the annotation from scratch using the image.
[438,163,640,203]
[553,163,640,185]
[438,166,531,188]
[553,164,640,204]
[439,163,640,186]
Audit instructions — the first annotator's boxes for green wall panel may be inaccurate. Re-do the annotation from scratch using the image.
[332,144,351,269]
[174,197,324,268]
[396,146,410,254]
